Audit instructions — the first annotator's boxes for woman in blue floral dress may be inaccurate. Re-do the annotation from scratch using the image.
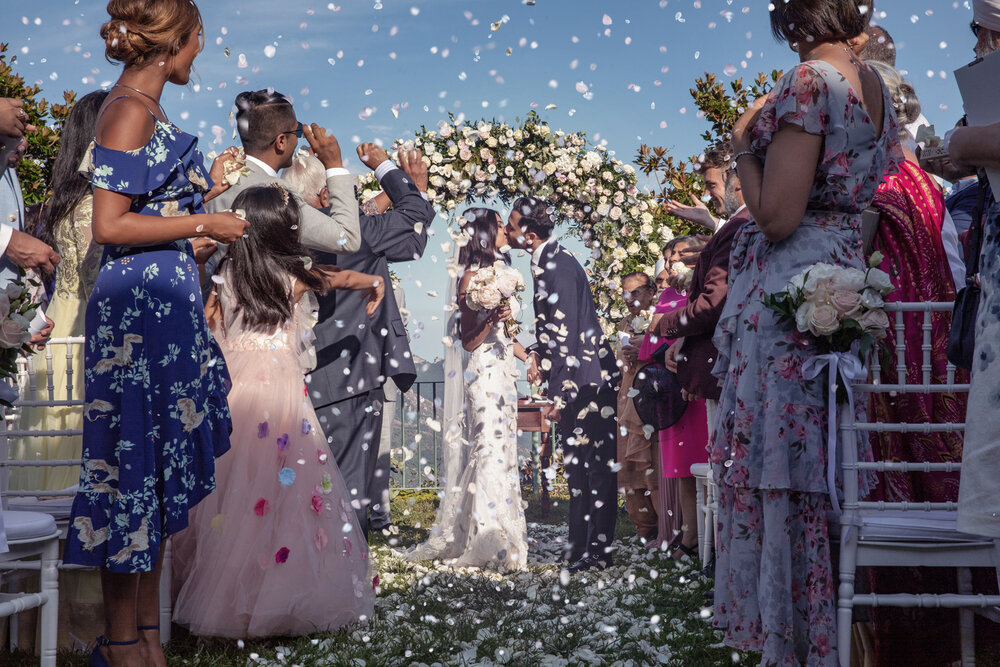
[62,2,248,666]
[710,2,902,664]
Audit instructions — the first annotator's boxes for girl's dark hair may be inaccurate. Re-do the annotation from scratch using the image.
[770,0,871,45]
[219,186,324,332]
[33,90,109,246]
[458,207,510,271]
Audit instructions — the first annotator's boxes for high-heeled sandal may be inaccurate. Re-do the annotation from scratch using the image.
[89,636,139,667]
[137,624,159,632]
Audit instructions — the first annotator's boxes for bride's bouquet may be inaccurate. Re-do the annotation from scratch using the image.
[466,260,525,338]
[763,252,894,361]
[0,272,43,406]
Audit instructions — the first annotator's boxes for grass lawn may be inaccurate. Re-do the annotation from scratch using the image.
[2,489,755,666]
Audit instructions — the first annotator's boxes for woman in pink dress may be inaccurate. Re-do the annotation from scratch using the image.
[172,186,382,637]
[640,237,709,560]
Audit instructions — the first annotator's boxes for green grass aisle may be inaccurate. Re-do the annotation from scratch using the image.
[2,490,755,666]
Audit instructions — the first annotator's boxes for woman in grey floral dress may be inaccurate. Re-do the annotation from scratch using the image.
[710,1,902,664]
[61,2,248,666]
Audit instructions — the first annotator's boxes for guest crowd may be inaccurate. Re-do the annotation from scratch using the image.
[2,0,1000,665]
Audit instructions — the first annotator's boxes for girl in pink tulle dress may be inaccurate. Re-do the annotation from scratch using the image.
[172,186,382,638]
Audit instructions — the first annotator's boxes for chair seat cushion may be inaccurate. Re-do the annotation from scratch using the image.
[6,496,75,521]
[3,510,58,542]
[857,510,991,543]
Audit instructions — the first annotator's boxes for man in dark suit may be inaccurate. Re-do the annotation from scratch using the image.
[506,197,621,572]
[661,143,749,438]
[287,144,434,536]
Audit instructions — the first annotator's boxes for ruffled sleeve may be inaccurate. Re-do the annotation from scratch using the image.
[751,63,833,154]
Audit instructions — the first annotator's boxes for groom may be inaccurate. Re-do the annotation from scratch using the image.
[506,197,621,571]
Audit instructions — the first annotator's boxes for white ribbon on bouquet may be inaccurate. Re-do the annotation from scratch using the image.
[800,351,867,516]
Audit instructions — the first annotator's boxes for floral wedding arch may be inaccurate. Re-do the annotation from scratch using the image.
[358,111,676,324]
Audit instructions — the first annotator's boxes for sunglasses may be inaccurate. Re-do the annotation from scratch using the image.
[269,122,304,146]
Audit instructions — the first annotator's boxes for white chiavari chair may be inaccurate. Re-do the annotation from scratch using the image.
[836,302,1000,667]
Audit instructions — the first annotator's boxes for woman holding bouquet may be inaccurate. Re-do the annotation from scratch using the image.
[711,0,903,663]
[404,208,530,570]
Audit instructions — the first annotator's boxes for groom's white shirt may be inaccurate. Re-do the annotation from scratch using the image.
[530,237,556,271]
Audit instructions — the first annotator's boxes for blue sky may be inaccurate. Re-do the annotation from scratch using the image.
[6,0,977,361]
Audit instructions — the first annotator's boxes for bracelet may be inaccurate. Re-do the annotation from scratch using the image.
[732,150,759,164]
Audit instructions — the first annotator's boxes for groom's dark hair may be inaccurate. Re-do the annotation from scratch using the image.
[235,89,297,155]
[512,196,556,240]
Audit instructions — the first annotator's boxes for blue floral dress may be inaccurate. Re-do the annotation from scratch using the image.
[709,62,902,665]
[63,112,232,574]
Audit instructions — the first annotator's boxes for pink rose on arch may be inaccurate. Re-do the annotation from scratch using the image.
[275,547,290,564]
[310,492,324,514]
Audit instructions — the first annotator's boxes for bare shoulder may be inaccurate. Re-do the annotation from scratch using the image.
[96,96,157,152]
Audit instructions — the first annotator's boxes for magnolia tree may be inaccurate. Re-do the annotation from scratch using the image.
[0,43,75,206]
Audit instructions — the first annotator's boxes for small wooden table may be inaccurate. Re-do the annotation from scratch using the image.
[517,398,554,515]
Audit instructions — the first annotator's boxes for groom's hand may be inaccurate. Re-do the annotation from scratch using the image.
[543,403,561,422]
[527,352,543,385]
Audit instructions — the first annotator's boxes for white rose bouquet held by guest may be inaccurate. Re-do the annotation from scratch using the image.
[763,251,894,365]
[465,259,525,337]
[0,272,42,405]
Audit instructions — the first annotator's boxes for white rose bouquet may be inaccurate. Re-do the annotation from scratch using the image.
[465,260,525,338]
[0,272,42,406]
[763,252,894,362]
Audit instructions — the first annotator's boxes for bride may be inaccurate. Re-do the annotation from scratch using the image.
[405,207,531,570]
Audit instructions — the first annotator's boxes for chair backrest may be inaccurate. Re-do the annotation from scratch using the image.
[0,337,86,511]
[840,301,968,514]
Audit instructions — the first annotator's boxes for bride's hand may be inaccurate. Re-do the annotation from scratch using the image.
[493,303,513,323]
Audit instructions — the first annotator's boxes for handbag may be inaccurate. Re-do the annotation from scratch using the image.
[631,361,688,431]
[947,170,990,370]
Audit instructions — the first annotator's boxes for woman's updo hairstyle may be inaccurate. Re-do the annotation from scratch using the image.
[770,0,872,46]
[866,60,921,131]
[101,0,203,69]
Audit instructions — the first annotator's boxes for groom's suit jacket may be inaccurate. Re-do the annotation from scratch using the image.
[531,240,620,405]
[308,167,434,408]
[204,158,362,279]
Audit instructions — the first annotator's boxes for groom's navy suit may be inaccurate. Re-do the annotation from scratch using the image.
[530,239,620,563]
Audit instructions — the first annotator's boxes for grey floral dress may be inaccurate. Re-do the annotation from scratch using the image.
[64,110,232,573]
[709,62,902,665]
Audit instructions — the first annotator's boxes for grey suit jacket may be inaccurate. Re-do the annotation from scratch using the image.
[205,159,362,262]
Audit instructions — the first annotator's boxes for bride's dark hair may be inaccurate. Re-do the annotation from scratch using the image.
[457,207,510,271]
[218,186,324,333]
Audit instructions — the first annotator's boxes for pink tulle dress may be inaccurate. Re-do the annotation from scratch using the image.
[640,288,709,479]
[171,275,374,638]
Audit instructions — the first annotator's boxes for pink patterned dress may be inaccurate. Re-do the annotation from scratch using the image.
[709,61,902,665]
[172,275,374,638]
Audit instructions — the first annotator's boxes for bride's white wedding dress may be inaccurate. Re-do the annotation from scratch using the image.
[404,295,528,570]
